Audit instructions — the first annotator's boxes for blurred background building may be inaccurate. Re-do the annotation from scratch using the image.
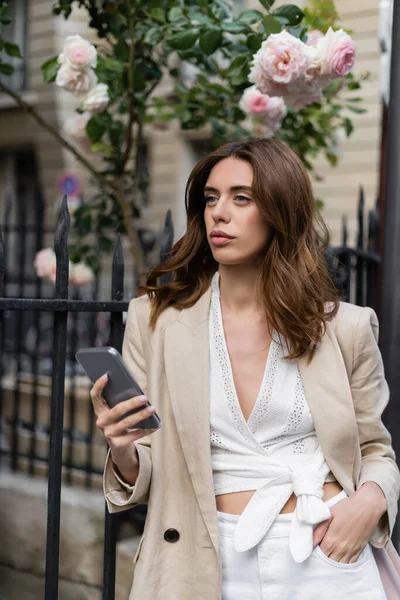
[0,0,385,246]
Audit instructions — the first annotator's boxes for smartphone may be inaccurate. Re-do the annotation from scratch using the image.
[75,346,161,429]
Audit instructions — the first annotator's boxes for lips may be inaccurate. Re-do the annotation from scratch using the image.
[210,230,234,239]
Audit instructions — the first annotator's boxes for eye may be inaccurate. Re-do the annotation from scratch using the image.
[235,195,251,203]
[204,195,218,205]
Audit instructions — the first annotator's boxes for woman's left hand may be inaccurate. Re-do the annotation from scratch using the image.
[312,482,387,564]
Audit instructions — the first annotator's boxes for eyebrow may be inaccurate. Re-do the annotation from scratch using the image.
[203,185,253,193]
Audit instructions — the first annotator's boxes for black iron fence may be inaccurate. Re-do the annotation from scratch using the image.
[0,188,381,599]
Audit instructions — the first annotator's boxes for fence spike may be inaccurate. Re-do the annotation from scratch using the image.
[111,233,124,302]
[54,195,70,300]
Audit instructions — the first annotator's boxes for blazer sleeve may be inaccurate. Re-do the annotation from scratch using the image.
[103,297,153,514]
[351,306,400,546]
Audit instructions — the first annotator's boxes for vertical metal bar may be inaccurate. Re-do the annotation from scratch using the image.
[11,185,27,472]
[65,290,79,485]
[85,226,101,489]
[160,209,174,285]
[0,228,5,467]
[381,0,400,549]
[44,196,70,600]
[355,187,365,306]
[339,216,351,302]
[29,189,45,476]
[366,209,378,311]
[103,234,124,600]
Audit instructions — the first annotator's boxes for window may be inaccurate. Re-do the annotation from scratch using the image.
[0,0,27,91]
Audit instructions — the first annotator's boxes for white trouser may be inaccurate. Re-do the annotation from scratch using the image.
[217,491,387,600]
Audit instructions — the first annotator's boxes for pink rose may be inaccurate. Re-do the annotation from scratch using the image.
[265,96,287,122]
[316,27,356,77]
[56,64,97,95]
[34,249,57,283]
[306,30,324,46]
[239,85,270,115]
[60,35,97,70]
[70,262,94,287]
[284,89,322,111]
[249,30,308,93]
[80,83,109,113]
[63,113,92,150]
[264,96,287,133]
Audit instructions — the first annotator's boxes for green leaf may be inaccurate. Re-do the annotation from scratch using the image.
[221,21,250,34]
[41,56,59,83]
[99,235,113,252]
[86,115,106,143]
[259,0,275,9]
[114,38,129,62]
[238,10,264,25]
[347,81,361,91]
[288,25,307,40]
[168,28,199,51]
[262,15,282,35]
[272,5,304,27]
[343,118,353,136]
[187,10,214,26]
[144,26,164,46]
[90,142,114,153]
[4,41,21,58]
[168,6,183,22]
[97,56,124,74]
[226,55,249,85]
[346,106,367,114]
[150,7,165,22]
[247,33,263,54]
[0,62,13,75]
[199,26,222,55]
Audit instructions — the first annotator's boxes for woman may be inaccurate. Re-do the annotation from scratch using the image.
[92,138,400,599]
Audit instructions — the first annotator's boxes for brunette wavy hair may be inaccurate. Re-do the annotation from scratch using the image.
[138,137,340,360]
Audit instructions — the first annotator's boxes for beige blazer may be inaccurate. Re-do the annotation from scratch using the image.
[103,286,400,600]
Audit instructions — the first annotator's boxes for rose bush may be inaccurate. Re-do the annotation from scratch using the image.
[0,0,365,277]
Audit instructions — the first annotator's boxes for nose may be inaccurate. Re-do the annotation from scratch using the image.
[211,197,231,224]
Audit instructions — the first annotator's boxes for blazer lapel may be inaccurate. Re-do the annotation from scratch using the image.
[298,320,358,493]
[164,286,219,552]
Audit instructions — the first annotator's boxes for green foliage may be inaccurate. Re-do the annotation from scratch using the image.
[0,2,22,78]
[0,0,366,269]
[41,56,60,83]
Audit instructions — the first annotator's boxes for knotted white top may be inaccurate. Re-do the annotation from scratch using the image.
[209,271,336,562]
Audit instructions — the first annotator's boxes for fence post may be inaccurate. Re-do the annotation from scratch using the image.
[44,196,70,600]
[103,233,125,600]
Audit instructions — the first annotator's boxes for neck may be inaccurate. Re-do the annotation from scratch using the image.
[217,264,264,316]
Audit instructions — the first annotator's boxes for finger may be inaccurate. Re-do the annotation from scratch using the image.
[107,395,149,421]
[104,405,156,438]
[313,520,331,547]
[112,427,160,450]
[96,394,148,429]
[90,373,110,414]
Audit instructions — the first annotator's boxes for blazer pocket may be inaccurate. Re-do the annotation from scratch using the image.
[133,535,145,565]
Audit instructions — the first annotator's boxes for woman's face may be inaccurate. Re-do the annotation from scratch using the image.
[203,157,269,266]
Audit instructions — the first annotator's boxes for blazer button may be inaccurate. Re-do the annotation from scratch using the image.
[164,528,180,543]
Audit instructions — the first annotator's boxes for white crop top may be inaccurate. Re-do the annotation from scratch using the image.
[209,271,337,563]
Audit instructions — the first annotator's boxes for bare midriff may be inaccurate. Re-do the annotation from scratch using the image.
[216,480,343,515]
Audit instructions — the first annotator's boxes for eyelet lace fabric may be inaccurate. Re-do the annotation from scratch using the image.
[209,271,335,561]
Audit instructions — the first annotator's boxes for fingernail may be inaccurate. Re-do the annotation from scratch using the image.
[101,373,108,380]
[147,406,156,413]
[138,395,148,403]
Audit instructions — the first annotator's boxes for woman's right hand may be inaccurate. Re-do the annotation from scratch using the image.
[90,373,159,485]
